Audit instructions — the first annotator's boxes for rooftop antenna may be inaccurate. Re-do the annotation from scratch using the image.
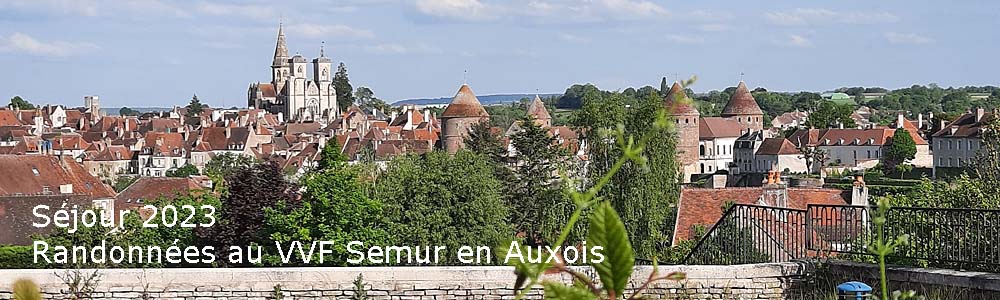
[463,69,468,84]
[740,71,745,81]
[320,40,325,57]
[673,72,678,83]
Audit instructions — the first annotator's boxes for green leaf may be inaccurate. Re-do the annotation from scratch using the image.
[543,281,596,300]
[587,201,635,297]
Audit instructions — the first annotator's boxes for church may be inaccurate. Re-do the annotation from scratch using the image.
[248,23,339,122]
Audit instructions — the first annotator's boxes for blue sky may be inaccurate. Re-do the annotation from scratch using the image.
[0,0,997,108]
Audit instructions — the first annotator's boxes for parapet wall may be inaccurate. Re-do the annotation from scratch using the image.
[0,263,809,299]
[823,261,1000,299]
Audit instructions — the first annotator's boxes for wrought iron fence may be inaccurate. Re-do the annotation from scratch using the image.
[683,204,1000,272]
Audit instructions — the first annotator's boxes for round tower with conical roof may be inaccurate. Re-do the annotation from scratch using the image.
[664,81,700,180]
[721,81,764,131]
[527,95,551,127]
[441,84,490,153]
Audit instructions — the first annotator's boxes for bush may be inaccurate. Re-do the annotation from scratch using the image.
[0,245,35,268]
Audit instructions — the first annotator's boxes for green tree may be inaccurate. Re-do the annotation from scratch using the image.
[969,117,1000,183]
[118,107,140,116]
[508,115,570,245]
[318,138,349,171]
[203,153,257,191]
[883,128,916,172]
[334,62,355,111]
[355,86,392,113]
[8,96,34,110]
[166,164,199,177]
[263,164,388,266]
[373,151,511,264]
[184,94,206,126]
[571,85,681,260]
[464,121,507,164]
[805,101,856,128]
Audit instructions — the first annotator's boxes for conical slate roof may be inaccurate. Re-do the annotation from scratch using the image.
[272,23,289,67]
[663,81,699,115]
[527,95,551,120]
[442,84,489,118]
[722,81,763,116]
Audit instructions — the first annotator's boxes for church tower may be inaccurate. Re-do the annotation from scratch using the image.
[271,23,290,92]
[664,81,700,182]
[313,43,332,83]
[721,81,764,131]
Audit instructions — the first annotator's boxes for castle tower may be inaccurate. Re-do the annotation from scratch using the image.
[664,81,699,182]
[526,95,551,127]
[84,95,100,117]
[271,23,291,92]
[441,84,489,153]
[721,81,764,131]
[312,43,337,120]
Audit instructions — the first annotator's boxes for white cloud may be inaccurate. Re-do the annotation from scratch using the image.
[0,0,99,16]
[365,43,441,55]
[195,2,275,19]
[783,34,813,47]
[664,34,704,44]
[885,32,934,44]
[289,24,375,39]
[413,0,497,21]
[598,0,669,17]
[765,8,899,26]
[558,33,591,43]
[0,33,100,58]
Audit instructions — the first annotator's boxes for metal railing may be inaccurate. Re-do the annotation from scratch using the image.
[683,204,1000,272]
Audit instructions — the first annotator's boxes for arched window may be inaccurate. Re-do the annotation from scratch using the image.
[699,145,706,156]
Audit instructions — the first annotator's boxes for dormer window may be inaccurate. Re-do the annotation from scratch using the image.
[31,167,39,176]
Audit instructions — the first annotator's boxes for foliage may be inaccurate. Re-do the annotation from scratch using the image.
[8,95,34,110]
[570,81,681,259]
[508,115,571,245]
[119,107,140,116]
[203,153,257,191]
[555,84,602,109]
[355,86,391,113]
[805,101,856,128]
[109,175,138,193]
[0,245,34,268]
[351,274,368,300]
[166,163,199,177]
[334,62,355,111]
[800,147,828,174]
[374,151,511,265]
[184,94,205,126]
[484,102,527,128]
[969,116,1000,184]
[263,163,388,266]
[55,269,102,300]
[12,278,42,300]
[196,163,296,266]
[883,129,917,172]
[464,121,507,164]
[868,198,912,300]
[505,103,685,300]
[318,138,349,171]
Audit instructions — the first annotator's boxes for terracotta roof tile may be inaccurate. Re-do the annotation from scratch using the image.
[663,81,699,115]
[721,81,763,116]
[699,117,745,138]
[756,138,800,155]
[441,84,489,118]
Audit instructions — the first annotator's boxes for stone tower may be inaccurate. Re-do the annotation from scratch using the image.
[664,81,699,182]
[271,23,290,92]
[721,81,764,131]
[441,84,489,153]
[526,95,551,128]
[84,95,100,117]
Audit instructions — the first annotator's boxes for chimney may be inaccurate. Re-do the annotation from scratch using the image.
[225,128,232,139]
[896,113,905,129]
[390,111,398,122]
[851,175,868,206]
[939,119,947,130]
[711,174,727,189]
[423,109,430,123]
[976,108,985,123]
[406,109,413,128]
[917,113,924,129]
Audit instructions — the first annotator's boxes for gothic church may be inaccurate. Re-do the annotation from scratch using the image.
[248,23,338,122]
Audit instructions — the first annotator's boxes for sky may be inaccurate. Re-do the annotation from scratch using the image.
[0,0,998,108]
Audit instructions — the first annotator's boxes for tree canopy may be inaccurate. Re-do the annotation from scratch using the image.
[883,128,917,171]
[334,62,355,111]
[8,96,34,110]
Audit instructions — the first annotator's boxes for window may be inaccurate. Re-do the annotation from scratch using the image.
[31,167,39,176]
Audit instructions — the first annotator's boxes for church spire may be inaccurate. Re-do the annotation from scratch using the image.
[272,22,289,67]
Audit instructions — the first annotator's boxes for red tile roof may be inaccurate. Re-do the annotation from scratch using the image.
[0,155,115,198]
[699,117,745,138]
[115,177,204,210]
[672,187,848,245]
[721,81,763,116]
[0,110,21,126]
[527,95,551,120]
[442,84,489,118]
[663,81,699,115]
[757,138,800,155]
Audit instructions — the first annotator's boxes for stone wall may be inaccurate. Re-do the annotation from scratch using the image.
[0,262,809,300]
[822,261,1000,300]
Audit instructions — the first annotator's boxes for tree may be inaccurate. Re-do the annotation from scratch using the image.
[203,153,257,191]
[318,138,349,171]
[196,162,297,266]
[571,86,681,259]
[805,101,856,128]
[118,107,140,116]
[800,147,828,175]
[184,94,206,126]
[508,115,569,245]
[373,151,511,264]
[970,117,1000,184]
[8,96,34,110]
[166,164,199,177]
[883,129,917,173]
[464,121,507,164]
[333,62,355,111]
[354,86,375,107]
[263,164,388,266]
